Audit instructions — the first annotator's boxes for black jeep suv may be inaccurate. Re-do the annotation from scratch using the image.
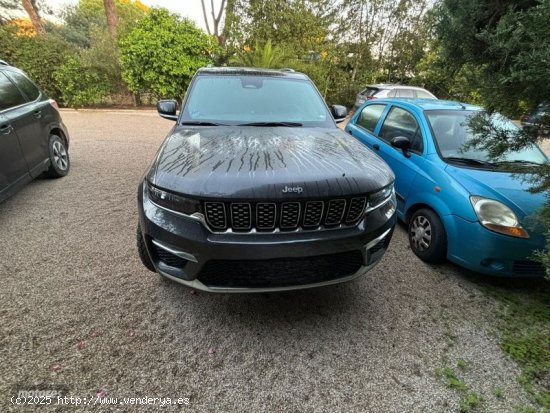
[0,60,70,203]
[137,67,396,292]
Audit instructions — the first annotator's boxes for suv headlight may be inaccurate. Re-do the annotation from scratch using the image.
[470,196,529,238]
[369,184,394,208]
[366,184,396,218]
[147,181,199,215]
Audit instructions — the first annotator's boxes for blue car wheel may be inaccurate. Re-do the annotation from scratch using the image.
[409,208,447,263]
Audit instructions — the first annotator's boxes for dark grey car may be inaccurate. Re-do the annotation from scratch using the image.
[0,61,70,203]
[137,67,397,293]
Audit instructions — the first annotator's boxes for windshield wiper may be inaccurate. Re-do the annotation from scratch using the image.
[443,156,495,167]
[495,160,543,167]
[237,121,303,127]
[180,121,228,126]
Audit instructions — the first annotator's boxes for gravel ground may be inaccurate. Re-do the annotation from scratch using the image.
[0,110,539,412]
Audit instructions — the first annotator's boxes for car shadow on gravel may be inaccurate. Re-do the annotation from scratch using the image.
[157,277,361,324]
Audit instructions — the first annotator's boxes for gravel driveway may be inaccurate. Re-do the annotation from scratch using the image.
[0,110,539,412]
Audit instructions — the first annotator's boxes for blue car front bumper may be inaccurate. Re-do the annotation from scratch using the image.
[443,215,546,277]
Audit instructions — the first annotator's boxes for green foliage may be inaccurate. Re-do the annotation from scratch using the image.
[54,30,124,107]
[459,392,484,413]
[119,8,216,99]
[0,25,76,100]
[54,57,108,107]
[435,364,485,411]
[53,0,148,47]
[484,284,550,409]
[436,366,468,392]
[227,0,334,55]
[230,40,288,69]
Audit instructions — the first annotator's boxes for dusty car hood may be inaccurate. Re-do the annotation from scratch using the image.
[149,126,394,200]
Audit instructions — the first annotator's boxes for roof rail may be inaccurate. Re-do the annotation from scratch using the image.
[281,68,295,72]
[0,59,9,66]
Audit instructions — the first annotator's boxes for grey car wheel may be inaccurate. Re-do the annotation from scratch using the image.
[45,134,70,178]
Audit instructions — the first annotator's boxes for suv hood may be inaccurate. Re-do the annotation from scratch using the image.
[149,126,394,200]
[446,165,546,217]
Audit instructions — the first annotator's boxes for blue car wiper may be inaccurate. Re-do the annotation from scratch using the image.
[237,121,303,127]
[495,160,543,167]
[443,156,495,167]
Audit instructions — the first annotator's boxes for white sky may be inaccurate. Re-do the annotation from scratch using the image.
[39,0,224,30]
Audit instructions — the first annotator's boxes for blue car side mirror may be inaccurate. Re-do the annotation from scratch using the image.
[391,136,411,157]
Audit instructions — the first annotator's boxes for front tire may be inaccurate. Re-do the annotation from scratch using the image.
[45,134,70,178]
[137,224,156,272]
[408,208,447,263]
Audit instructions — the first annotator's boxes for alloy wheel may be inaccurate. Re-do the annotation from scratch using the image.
[52,140,68,171]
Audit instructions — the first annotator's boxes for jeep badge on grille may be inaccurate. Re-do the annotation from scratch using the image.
[282,185,303,194]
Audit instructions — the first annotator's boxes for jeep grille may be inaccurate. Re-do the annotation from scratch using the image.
[203,196,368,232]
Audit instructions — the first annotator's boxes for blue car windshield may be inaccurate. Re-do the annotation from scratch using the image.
[426,110,548,165]
[181,75,334,127]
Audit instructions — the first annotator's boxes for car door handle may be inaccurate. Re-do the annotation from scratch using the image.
[0,124,12,135]
[33,110,42,118]
[373,144,380,151]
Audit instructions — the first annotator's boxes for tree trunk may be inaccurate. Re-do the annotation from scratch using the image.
[200,0,212,35]
[21,0,44,35]
[103,0,118,37]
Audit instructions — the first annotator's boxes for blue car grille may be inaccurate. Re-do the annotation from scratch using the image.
[513,260,545,277]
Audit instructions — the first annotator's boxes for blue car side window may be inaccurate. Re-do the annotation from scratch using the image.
[357,104,386,133]
[379,106,424,154]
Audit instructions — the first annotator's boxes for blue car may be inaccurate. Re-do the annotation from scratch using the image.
[346,99,548,277]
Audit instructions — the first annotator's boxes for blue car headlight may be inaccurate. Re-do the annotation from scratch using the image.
[147,181,199,215]
[470,196,529,238]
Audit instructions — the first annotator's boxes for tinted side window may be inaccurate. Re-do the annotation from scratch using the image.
[379,107,422,152]
[8,71,40,101]
[410,129,424,153]
[357,104,386,132]
[0,72,26,110]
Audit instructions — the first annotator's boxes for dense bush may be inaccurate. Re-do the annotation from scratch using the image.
[0,25,76,101]
[55,30,127,107]
[119,9,217,100]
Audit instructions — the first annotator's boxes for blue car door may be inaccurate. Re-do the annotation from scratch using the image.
[346,103,388,151]
[350,104,426,217]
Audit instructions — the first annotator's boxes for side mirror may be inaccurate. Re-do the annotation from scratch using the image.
[331,105,348,123]
[391,136,411,157]
[157,99,178,121]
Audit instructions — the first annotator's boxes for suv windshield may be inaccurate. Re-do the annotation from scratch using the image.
[426,110,548,165]
[181,74,334,128]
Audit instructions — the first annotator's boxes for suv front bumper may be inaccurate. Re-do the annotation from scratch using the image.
[138,181,396,292]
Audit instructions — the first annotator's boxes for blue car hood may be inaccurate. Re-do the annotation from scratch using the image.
[446,166,546,217]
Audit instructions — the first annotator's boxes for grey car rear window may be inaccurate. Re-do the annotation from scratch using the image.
[8,71,40,101]
[0,72,26,110]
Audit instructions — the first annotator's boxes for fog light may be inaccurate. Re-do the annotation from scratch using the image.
[382,201,396,219]
[481,259,505,271]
